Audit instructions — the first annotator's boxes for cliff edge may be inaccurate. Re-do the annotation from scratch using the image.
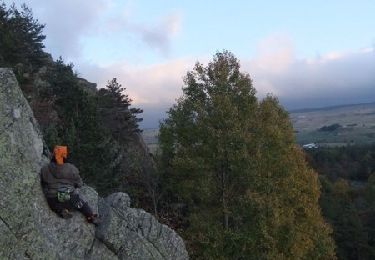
[0,68,189,260]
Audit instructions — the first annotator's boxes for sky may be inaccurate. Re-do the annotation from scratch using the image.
[4,0,375,128]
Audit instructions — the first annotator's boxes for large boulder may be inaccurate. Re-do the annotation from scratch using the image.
[97,193,188,259]
[0,68,189,259]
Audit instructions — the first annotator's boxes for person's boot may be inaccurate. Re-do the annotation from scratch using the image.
[87,214,102,226]
[60,209,73,219]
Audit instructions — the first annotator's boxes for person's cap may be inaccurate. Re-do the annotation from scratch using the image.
[53,145,68,165]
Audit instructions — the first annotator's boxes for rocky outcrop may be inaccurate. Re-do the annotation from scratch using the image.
[0,68,189,259]
[77,77,97,94]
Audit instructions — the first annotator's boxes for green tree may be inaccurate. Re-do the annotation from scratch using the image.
[158,51,336,259]
[45,59,121,194]
[97,78,143,142]
[97,78,159,209]
[0,3,46,68]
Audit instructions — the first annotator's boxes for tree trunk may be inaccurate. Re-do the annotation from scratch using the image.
[222,168,229,230]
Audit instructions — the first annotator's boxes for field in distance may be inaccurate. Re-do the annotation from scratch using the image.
[142,102,375,152]
[290,102,375,146]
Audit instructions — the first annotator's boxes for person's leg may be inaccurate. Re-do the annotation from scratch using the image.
[70,193,93,218]
[69,193,101,225]
[47,197,73,218]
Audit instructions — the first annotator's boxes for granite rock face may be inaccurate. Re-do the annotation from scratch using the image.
[97,194,188,260]
[0,68,189,259]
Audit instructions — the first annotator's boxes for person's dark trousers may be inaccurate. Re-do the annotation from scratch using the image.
[46,193,93,218]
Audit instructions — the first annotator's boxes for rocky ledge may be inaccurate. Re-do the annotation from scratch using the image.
[0,68,189,260]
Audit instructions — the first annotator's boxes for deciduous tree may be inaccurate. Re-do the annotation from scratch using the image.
[158,51,336,259]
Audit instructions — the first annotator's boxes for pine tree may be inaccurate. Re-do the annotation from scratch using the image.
[97,78,155,204]
[97,78,143,142]
[158,51,336,259]
[0,3,46,68]
[45,59,122,194]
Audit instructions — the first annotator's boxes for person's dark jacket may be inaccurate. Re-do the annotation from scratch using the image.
[40,162,83,198]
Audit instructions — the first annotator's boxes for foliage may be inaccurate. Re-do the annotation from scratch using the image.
[158,51,336,259]
[44,59,122,194]
[307,145,375,259]
[0,3,148,197]
[96,78,157,206]
[307,145,375,181]
[0,3,46,69]
[97,77,143,141]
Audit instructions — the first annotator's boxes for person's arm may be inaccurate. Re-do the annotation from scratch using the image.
[71,165,83,188]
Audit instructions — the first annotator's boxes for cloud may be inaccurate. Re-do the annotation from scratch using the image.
[5,0,109,59]
[5,0,181,60]
[78,58,193,128]
[104,11,181,54]
[245,40,375,109]
[244,33,295,95]
[137,13,181,54]
[77,34,375,128]
[3,1,372,128]
[288,50,375,108]
[249,34,294,73]
[79,57,193,105]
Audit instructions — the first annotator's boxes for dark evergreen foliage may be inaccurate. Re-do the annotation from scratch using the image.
[44,59,122,194]
[96,78,157,209]
[0,3,46,69]
[97,78,143,141]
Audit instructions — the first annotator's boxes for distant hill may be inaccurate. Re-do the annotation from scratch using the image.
[289,102,375,113]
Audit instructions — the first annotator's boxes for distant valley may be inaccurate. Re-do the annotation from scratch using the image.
[142,102,375,151]
[291,102,375,146]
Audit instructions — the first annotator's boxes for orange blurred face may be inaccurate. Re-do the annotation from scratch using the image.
[53,146,68,165]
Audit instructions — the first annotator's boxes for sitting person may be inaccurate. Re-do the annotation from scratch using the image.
[40,145,101,225]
